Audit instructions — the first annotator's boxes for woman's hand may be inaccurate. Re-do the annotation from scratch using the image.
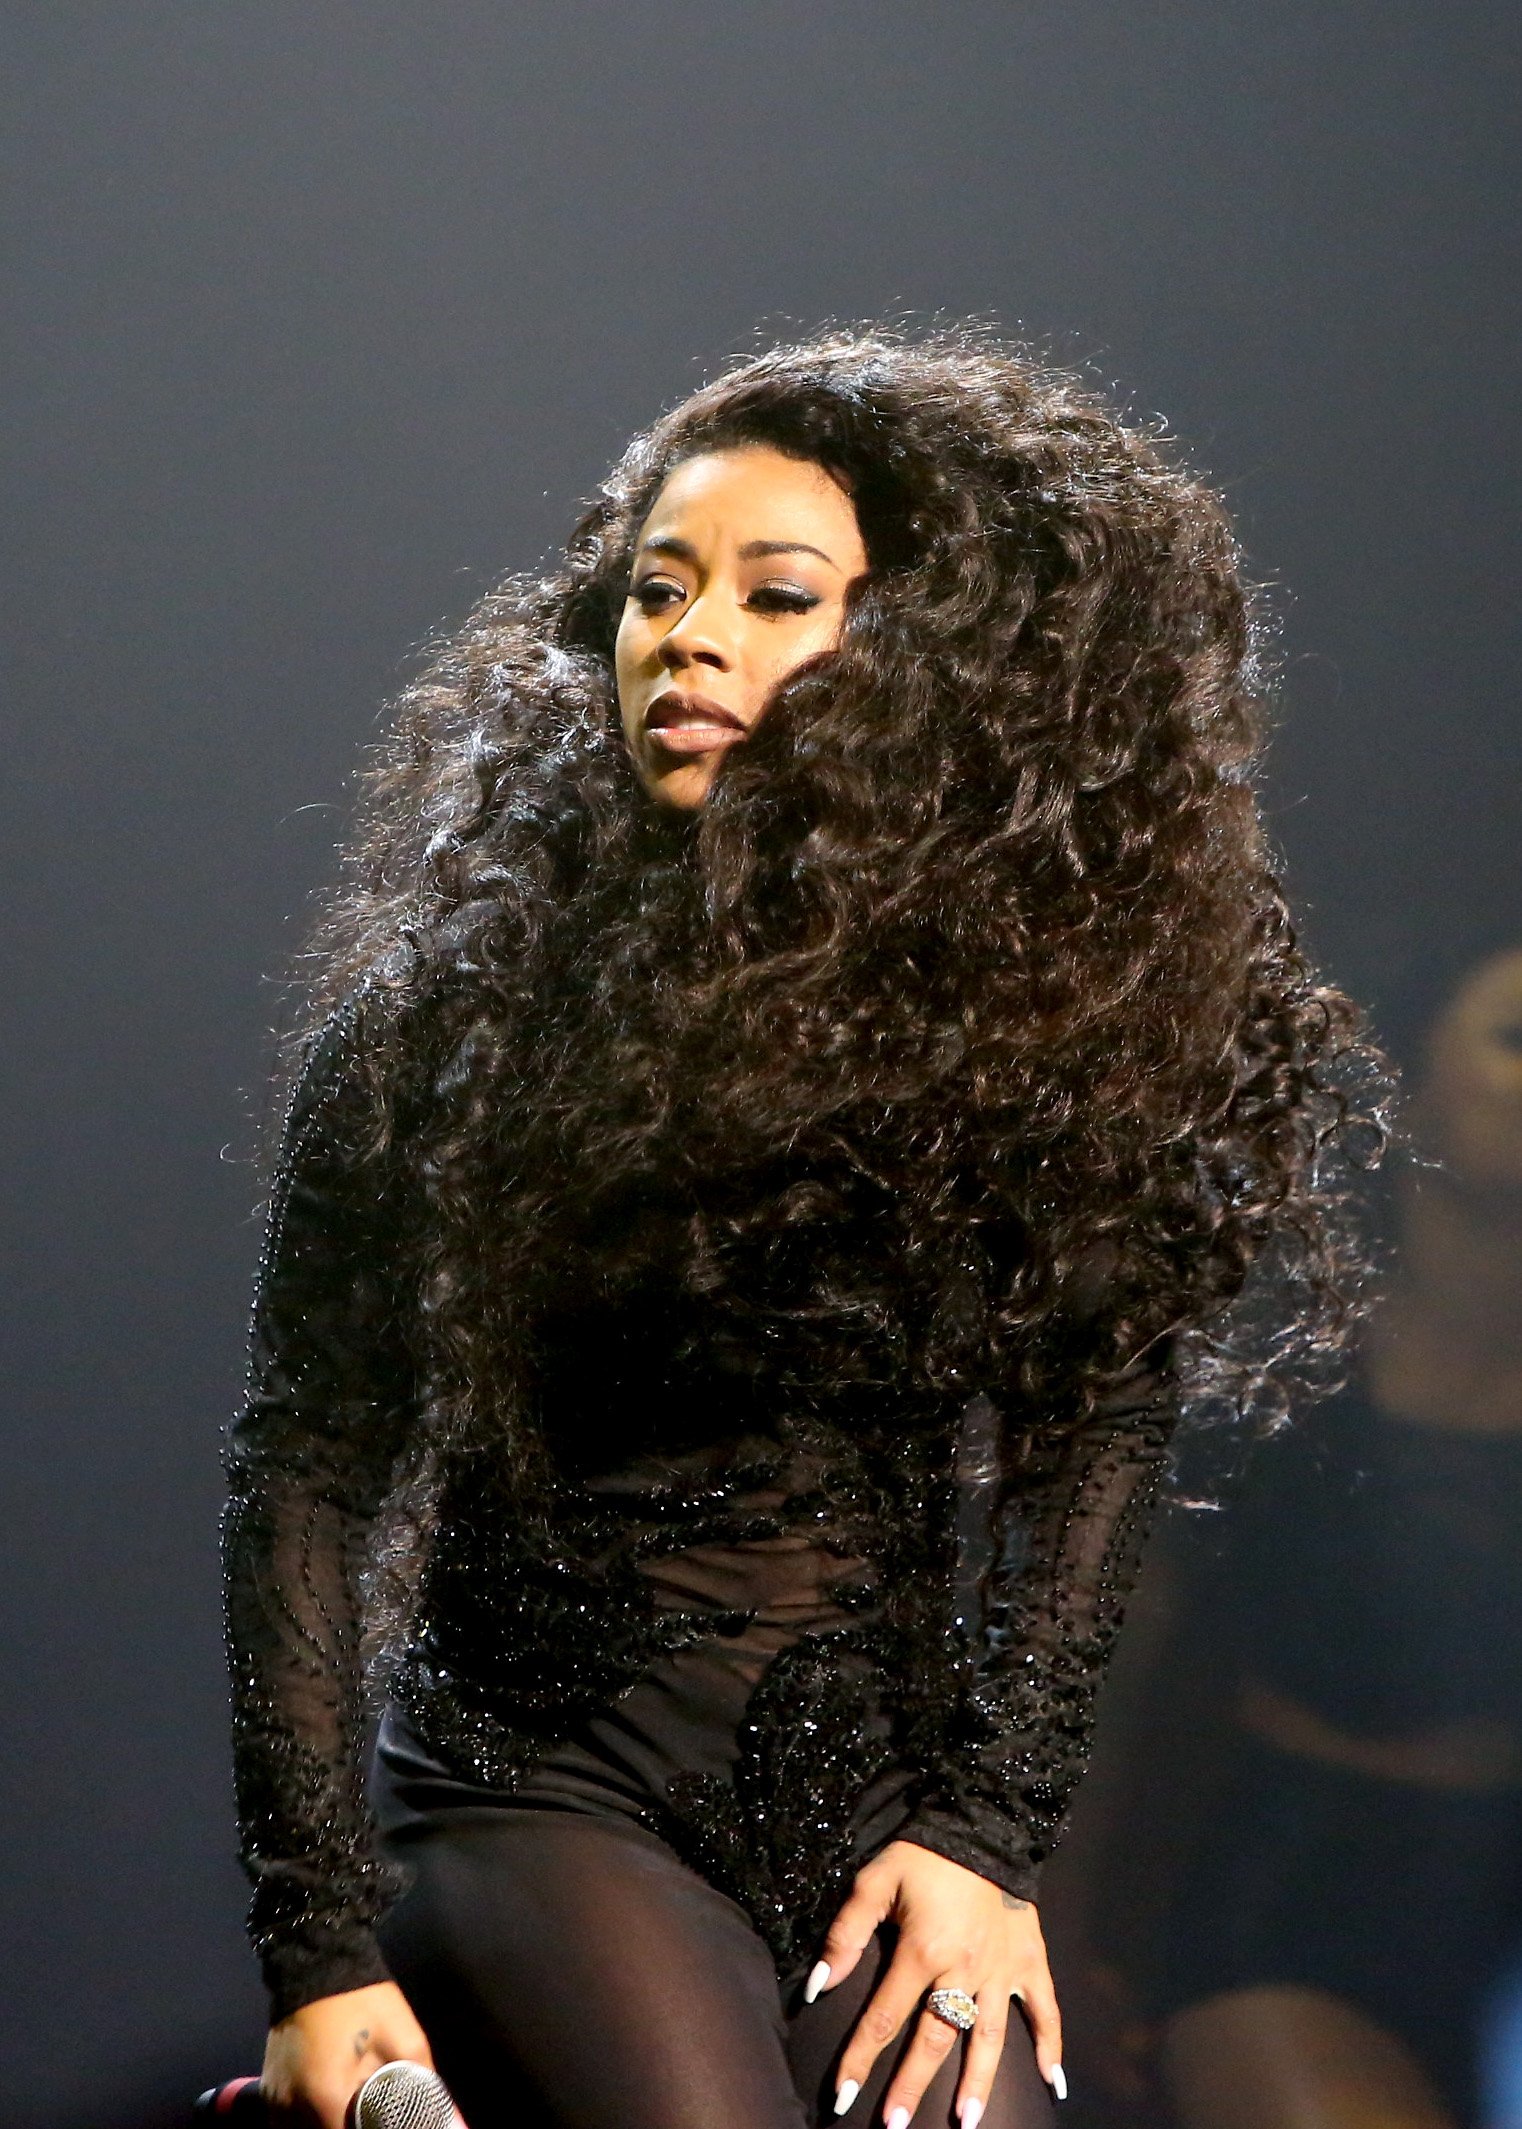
[809,1840,1063,2126]
[258,1981,439,2129]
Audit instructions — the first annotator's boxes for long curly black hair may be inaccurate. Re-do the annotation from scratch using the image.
[303,320,1386,1472]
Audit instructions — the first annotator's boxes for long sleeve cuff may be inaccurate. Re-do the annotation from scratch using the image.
[260,1916,397,2028]
[247,1849,407,2025]
[892,1803,1044,1906]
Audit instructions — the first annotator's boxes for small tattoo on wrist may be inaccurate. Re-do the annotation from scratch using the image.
[352,2027,371,2061]
[1001,1892,1031,1911]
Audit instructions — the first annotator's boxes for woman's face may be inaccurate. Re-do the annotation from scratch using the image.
[1424,947,1522,1188]
[614,443,869,810]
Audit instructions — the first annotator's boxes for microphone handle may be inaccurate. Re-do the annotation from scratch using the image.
[193,2080,266,2120]
[194,2068,463,2125]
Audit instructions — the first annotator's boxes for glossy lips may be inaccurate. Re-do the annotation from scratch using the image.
[644,690,748,755]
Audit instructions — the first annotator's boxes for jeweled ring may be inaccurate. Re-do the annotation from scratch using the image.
[928,1987,979,2032]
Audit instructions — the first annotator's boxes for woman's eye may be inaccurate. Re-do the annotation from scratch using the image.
[632,578,683,612]
[748,584,822,615]
[629,578,822,618]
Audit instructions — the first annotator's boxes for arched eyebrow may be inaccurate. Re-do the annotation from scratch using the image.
[638,534,840,569]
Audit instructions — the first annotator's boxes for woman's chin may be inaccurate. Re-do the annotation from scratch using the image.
[642,758,722,811]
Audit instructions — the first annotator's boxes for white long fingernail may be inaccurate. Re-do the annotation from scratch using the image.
[1049,2064,1068,2101]
[805,1959,831,2004]
[834,2080,861,2116]
[887,2111,910,2129]
[961,2101,985,2129]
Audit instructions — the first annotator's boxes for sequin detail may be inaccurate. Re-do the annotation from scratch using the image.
[223,1002,1179,2018]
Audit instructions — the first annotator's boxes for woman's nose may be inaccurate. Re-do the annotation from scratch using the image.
[657,593,735,671]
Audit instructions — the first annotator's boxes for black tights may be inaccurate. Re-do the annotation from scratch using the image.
[376,1809,1055,2129]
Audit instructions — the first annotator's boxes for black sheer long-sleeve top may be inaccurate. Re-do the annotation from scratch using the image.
[224,1001,1181,2023]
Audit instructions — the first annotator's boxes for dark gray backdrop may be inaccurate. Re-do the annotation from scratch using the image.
[4,5,1518,2122]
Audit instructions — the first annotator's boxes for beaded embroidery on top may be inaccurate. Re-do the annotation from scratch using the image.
[222,1000,1180,2020]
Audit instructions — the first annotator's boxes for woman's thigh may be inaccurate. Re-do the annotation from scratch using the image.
[378,1807,807,2129]
[377,1808,1052,2129]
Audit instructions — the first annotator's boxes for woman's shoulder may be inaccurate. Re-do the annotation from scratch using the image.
[272,967,428,1193]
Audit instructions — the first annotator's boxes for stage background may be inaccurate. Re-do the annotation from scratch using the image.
[4,5,1518,2122]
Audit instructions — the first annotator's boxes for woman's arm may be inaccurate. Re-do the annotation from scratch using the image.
[899,1362,1180,1901]
[222,996,419,2027]
[816,1363,1180,2122]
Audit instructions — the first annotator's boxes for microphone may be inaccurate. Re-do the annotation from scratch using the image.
[195,2060,462,2127]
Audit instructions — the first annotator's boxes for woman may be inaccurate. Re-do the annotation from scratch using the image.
[224,323,1380,2129]
[1096,945,1522,2129]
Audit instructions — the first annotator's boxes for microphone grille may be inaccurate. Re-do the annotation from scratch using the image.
[353,2060,456,2129]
